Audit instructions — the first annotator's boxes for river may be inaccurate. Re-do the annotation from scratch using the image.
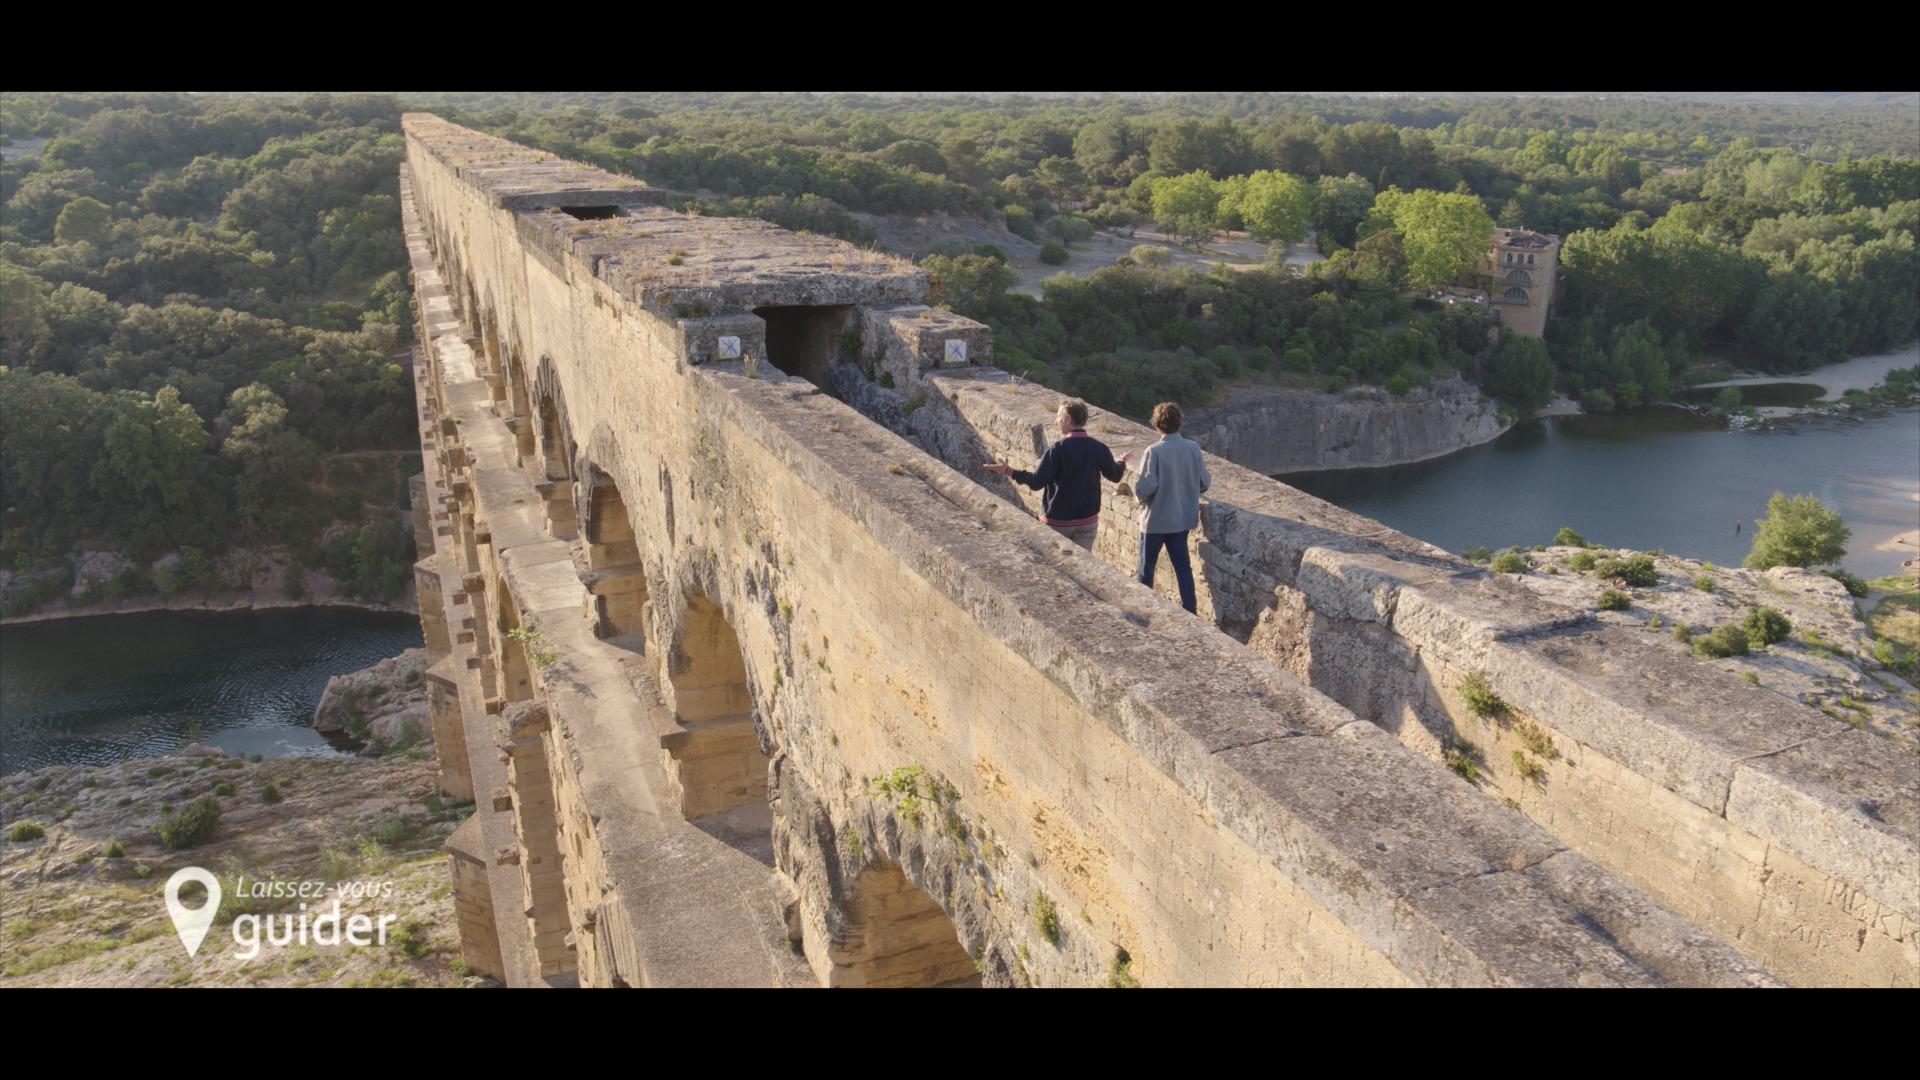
[1284,405,1920,579]
[0,607,422,776]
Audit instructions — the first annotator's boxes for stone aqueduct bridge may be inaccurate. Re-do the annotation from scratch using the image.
[399,114,1916,987]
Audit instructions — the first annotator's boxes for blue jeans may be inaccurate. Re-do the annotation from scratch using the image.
[1137,530,1196,614]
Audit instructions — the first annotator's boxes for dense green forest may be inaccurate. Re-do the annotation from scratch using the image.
[2,92,1915,615]
[424,91,1919,414]
[0,93,418,613]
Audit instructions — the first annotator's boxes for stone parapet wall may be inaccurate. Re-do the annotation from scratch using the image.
[909,367,1918,986]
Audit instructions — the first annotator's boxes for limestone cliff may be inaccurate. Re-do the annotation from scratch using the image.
[312,648,431,753]
[1186,377,1510,475]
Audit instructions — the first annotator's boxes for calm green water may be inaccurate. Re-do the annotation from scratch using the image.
[0,607,422,776]
[1285,406,1920,579]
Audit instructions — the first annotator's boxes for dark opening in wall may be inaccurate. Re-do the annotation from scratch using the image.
[560,205,621,220]
[755,305,853,387]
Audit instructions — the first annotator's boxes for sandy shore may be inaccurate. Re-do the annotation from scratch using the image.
[1692,342,1920,401]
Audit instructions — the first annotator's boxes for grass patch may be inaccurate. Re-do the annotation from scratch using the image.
[1456,671,1506,719]
[1511,751,1548,787]
[1444,740,1480,784]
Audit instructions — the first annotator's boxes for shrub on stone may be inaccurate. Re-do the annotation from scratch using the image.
[1567,550,1598,572]
[371,815,415,848]
[1595,553,1657,587]
[1038,240,1070,265]
[1693,624,1751,659]
[1742,606,1793,648]
[1489,551,1528,574]
[1461,545,1492,564]
[155,797,221,850]
[8,821,46,842]
[1553,526,1587,548]
[1033,893,1061,946]
[1597,588,1632,611]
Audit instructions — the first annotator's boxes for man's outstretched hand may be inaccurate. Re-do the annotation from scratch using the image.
[982,460,1013,477]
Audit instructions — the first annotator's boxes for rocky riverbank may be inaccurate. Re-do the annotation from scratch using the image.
[0,547,415,625]
[311,649,432,753]
[1486,543,1920,753]
[0,751,479,987]
[1187,376,1512,474]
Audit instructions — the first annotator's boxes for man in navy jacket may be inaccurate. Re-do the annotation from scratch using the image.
[984,398,1127,551]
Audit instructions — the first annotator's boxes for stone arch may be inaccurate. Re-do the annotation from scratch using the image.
[663,590,774,854]
[493,577,535,705]
[503,333,535,460]
[531,358,578,538]
[1504,268,1533,286]
[826,859,979,988]
[1502,287,1529,304]
[498,699,578,979]
[580,464,651,651]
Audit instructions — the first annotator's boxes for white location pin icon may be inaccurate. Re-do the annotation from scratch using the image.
[166,866,221,958]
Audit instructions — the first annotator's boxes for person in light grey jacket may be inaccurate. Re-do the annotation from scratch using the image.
[1130,401,1211,614]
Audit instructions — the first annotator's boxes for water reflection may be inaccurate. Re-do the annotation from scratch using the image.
[1285,406,1920,578]
[1,607,422,775]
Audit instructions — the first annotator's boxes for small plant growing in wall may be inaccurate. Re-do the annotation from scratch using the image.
[1444,740,1481,783]
[840,823,864,863]
[1107,947,1139,988]
[1514,720,1560,762]
[1032,893,1061,946]
[1511,751,1548,788]
[506,626,558,669]
[1456,671,1507,719]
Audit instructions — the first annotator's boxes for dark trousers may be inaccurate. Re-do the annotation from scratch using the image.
[1137,530,1196,613]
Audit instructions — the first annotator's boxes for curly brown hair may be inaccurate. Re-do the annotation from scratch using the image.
[1151,401,1183,433]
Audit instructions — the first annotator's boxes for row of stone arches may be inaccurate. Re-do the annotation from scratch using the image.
[455,290,974,988]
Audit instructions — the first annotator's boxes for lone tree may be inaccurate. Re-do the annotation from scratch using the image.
[1151,170,1222,246]
[1744,492,1850,569]
[1360,188,1495,289]
[1234,170,1313,245]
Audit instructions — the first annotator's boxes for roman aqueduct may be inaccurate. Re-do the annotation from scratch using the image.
[399,114,1916,987]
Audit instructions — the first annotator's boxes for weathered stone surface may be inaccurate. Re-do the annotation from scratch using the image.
[312,648,431,751]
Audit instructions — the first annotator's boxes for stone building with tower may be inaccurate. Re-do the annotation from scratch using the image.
[1479,227,1560,337]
